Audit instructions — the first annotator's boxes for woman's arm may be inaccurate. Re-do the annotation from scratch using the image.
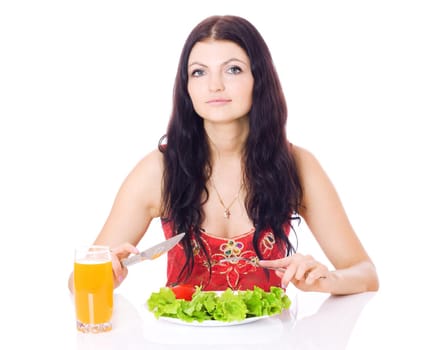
[68,149,164,292]
[260,145,379,295]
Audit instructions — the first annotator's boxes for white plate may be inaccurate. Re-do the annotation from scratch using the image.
[158,314,269,327]
[141,292,297,344]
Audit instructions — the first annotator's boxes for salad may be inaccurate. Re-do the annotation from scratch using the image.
[146,285,291,323]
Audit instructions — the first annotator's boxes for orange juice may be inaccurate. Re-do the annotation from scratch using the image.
[74,259,113,329]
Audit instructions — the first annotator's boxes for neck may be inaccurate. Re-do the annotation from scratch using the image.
[204,118,249,159]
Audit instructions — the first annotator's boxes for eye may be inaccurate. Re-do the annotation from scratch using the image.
[227,65,242,74]
[191,69,205,77]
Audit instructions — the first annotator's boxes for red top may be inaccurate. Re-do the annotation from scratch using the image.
[162,220,290,291]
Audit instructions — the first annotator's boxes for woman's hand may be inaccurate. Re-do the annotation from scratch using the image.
[110,243,140,288]
[259,253,331,292]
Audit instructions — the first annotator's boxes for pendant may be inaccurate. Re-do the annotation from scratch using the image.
[224,209,231,219]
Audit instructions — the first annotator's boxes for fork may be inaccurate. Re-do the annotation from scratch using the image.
[220,256,286,273]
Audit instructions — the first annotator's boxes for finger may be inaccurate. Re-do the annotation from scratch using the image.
[110,253,126,283]
[305,266,328,285]
[111,243,140,257]
[280,263,298,288]
[294,259,316,281]
[258,256,292,269]
[110,243,139,283]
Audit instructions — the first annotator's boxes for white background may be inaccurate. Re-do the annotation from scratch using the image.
[0,0,432,348]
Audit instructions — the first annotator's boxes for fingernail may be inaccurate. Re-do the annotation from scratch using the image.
[117,275,124,282]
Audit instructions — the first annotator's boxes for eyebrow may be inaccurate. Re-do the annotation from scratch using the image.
[188,58,248,68]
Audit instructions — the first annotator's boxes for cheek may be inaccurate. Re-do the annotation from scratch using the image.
[187,84,204,114]
[187,83,200,105]
[234,77,253,97]
[237,82,254,107]
[187,83,193,101]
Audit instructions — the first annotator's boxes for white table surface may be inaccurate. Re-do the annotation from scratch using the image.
[70,290,376,350]
[1,283,416,350]
[2,252,431,350]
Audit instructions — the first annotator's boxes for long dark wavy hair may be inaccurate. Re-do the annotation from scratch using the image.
[158,15,303,283]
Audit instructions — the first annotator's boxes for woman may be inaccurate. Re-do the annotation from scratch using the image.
[68,15,378,295]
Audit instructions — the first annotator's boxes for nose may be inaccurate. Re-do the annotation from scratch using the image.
[208,72,225,92]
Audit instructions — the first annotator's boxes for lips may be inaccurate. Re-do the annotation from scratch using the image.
[206,98,232,105]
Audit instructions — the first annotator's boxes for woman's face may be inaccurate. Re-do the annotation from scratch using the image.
[187,39,254,124]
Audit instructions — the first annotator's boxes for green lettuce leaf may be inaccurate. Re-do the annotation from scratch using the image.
[146,285,291,323]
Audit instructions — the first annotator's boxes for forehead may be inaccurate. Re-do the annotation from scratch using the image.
[188,39,250,65]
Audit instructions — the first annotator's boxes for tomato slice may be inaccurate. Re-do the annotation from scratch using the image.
[170,284,196,301]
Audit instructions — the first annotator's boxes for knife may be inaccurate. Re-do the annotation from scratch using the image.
[121,232,186,267]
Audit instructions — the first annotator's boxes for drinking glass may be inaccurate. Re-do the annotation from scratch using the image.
[74,245,113,333]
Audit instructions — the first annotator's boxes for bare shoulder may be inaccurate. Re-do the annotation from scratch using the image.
[118,148,164,216]
[291,144,314,161]
[132,148,164,178]
[291,144,324,177]
[290,144,336,211]
[127,148,164,192]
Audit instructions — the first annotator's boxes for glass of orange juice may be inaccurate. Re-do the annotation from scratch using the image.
[74,245,113,333]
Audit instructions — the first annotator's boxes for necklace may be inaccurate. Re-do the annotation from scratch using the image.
[210,177,243,219]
